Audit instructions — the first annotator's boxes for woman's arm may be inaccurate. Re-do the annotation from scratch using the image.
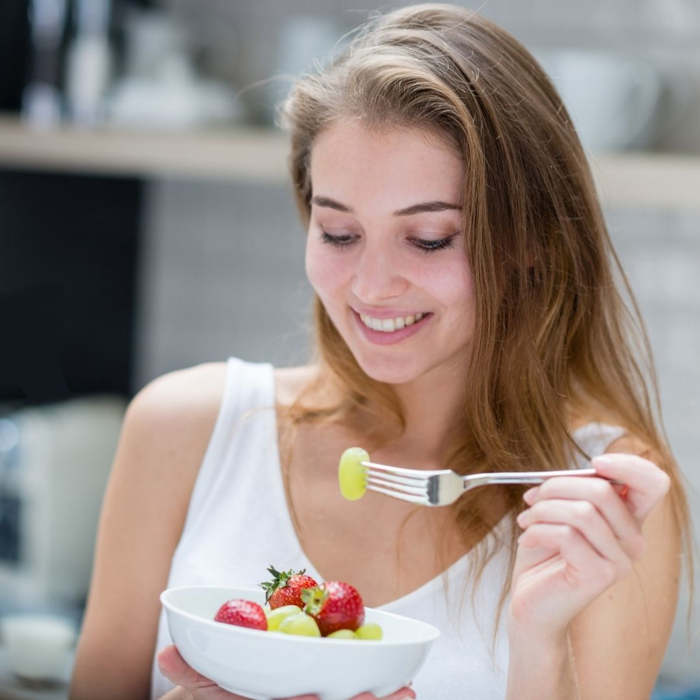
[506,436,681,700]
[69,363,226,700]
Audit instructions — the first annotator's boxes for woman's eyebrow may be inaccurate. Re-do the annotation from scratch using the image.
[311,195,462,216]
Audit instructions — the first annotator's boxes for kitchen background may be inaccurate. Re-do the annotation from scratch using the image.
[0,0,699,698]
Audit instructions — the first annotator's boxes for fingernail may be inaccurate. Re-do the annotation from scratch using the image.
[523,487,539,503]
[592,454,616,466]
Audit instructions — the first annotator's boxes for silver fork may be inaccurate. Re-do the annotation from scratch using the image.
[362,461,621,506]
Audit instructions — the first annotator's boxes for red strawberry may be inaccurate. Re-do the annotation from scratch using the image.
[214,599,267,631]
[301,581,365,636]
[260,565,318,610]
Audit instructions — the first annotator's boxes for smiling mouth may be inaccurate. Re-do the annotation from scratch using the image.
[356,311,431,333]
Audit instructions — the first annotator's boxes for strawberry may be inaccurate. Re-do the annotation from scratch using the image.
[301,581,365,636]
[260,565,318,610]
[214,599,267,631]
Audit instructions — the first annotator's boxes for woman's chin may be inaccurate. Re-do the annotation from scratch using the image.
[354,356,421,386]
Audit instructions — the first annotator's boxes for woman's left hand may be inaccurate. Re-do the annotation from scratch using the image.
[509,452,670,642]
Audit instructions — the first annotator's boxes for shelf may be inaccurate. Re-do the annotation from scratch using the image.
[0,115,699,209]
[0,115,290,182]
[588,153,700,211]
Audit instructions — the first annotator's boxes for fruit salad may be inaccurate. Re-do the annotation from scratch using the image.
[213,566,383,641]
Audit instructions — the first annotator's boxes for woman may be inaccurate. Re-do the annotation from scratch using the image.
[70,4,693,699]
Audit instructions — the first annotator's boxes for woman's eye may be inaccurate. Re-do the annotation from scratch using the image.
[321,231,357,247]
[320,231,459,252]
[411,233,458,252]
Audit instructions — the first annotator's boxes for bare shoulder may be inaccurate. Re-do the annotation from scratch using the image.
[130,361,227,424]
[604,430,662,464]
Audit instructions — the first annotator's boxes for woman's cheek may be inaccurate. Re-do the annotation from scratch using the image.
[305,244,347,300]
[415,256,474,305]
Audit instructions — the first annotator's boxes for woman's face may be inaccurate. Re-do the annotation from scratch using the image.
[305,120,475,385]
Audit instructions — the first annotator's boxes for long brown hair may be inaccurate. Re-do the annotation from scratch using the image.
[275,3,694,645]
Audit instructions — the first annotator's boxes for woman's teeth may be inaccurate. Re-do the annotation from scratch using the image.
[359,312,425,332]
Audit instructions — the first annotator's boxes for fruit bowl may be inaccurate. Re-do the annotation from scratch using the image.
[160,585,439,700]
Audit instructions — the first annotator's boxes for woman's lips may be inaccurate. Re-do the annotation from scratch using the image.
[351,308,432,346]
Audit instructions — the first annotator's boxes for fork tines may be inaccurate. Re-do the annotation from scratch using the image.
[362,460,440,505]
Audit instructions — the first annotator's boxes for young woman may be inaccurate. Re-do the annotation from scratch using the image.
[70,4,694,699]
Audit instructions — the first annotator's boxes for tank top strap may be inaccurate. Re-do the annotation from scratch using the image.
[181,356,276,532]
[570,421,627,468]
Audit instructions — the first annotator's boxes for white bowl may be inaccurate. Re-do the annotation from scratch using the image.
[160,585,439,700]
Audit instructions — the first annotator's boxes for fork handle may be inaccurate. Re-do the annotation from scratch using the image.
[467,468,623,486]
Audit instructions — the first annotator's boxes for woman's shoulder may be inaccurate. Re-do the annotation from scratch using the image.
[127,360,324,436]
[131,361,228,417]
[123,362,229,462]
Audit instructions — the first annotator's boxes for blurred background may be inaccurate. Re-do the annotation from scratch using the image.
[0,0,698,698]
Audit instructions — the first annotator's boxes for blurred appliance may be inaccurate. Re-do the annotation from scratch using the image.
[0,396,126,608]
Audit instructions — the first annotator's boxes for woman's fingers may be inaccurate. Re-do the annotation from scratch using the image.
[514,452,670,582]
[517,523,617,586]
[380,688,415,700]
[592,453,670,521]
[517,497,640,567]
[157,645,213,689]
[520,474,645,557]
[157,645,250,699]
[350,687,415,700]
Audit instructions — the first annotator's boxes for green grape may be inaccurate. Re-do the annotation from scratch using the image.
[338,447,370,501]
[354,623,383,640]
[278,611,321,637]
[266,604,301,631]
[326,629,357,639]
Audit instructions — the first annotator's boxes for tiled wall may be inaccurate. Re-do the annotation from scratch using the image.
[134,178,313,384]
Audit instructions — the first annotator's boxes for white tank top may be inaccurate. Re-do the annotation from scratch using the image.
[150,356,626,699]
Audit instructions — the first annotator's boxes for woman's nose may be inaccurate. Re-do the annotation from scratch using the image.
[351,241,409,302]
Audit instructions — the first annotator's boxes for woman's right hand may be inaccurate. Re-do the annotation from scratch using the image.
[157,645,416,700]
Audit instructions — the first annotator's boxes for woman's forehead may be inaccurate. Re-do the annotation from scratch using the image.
[309,121,464,210]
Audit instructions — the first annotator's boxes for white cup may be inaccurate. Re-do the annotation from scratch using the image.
[0,614,76,682]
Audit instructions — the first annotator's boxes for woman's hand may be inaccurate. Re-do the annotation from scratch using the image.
[508,452,670,643]
[157,645,416,700]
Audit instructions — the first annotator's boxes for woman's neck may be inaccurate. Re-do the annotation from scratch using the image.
[364,363,468,468]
